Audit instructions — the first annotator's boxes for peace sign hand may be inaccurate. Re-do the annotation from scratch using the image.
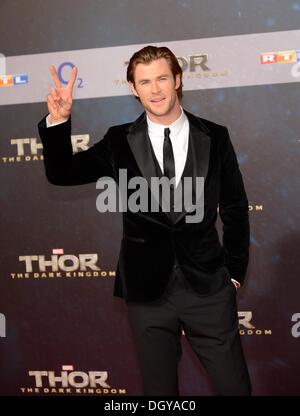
[47,65,78,124]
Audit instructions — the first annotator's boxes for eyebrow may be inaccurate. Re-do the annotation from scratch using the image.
[137,74,170,84]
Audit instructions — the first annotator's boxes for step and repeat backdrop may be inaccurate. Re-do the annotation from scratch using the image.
[0,0,299,396]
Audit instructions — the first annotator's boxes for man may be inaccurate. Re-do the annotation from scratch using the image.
[38,46,251,396]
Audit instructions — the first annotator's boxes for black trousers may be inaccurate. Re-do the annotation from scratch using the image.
[126,270,251,396]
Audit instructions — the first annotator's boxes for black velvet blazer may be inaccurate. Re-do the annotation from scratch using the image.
[38,110,249,302]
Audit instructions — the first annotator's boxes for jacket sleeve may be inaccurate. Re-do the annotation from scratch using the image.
[38,114,114,185]
[218,127,250,285]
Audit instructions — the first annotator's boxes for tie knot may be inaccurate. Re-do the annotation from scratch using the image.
[164,127,171,140]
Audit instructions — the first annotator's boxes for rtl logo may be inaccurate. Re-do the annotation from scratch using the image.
[0,313,6,338]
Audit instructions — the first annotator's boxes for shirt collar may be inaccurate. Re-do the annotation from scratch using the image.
[147,107,186,136]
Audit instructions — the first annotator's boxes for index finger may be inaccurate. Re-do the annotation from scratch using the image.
[49,65,62,89]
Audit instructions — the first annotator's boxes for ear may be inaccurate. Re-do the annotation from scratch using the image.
[129,81,139,98]
[175,73,181,90]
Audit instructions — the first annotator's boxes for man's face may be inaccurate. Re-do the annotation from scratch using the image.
[129,58,181,123]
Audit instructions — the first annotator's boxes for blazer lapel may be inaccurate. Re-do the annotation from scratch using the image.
[126,111,156,184]
[173,110,211,224]
[184,110,211,183]
[126,112,163,212]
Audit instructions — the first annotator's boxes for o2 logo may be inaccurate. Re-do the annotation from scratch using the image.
[57,62,83,88]
[291,61,300,79]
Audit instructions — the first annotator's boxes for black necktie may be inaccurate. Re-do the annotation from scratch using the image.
[163,128,175,180]
[163,127,175,213]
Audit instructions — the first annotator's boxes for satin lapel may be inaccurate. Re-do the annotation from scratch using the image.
[126,113,156,184]
[126,112,165,216]
[187,110,211,184]
[173,110,211,224]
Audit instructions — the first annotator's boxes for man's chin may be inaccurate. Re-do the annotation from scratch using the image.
[147,104,170,117]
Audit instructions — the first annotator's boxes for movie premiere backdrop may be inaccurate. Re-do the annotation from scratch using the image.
[0,0,299,396]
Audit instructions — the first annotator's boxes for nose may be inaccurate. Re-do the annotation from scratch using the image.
[151,80,160,94]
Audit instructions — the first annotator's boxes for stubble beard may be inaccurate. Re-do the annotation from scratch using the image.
[144,92,179,120]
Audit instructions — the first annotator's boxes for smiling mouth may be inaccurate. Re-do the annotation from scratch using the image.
[150,98,165,103]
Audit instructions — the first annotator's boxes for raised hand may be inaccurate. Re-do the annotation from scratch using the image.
[47,65,78,124]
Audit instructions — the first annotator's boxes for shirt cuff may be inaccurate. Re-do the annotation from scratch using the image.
[46,114,69,127]
[231,278,241,288]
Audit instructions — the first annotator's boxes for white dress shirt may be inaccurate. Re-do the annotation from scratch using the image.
[146,107,189,187]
